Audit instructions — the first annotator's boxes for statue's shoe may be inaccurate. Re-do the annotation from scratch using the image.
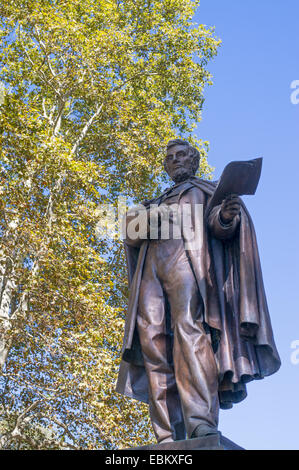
[190,423,219,439]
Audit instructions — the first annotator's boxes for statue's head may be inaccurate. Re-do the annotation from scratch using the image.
[164,139,200,183]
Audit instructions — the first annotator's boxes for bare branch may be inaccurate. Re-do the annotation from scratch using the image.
[53,99,65,136]
[15,400,41,429]
[42,97,49,120]
[33,25,59,80]
[71,102,104,155]
[51,416,78,447]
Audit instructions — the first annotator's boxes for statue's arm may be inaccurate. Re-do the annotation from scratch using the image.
[122,208,151,247]
[208,205,240,240]
[122,202,171,247]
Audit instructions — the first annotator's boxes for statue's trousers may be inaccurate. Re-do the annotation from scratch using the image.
[137,237,219,443]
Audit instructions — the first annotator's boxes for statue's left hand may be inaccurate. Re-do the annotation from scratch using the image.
[220,194,241,224]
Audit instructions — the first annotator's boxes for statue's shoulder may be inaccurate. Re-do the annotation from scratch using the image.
[141,196,160,207]
[190,177,217,195]
[142,179,218,206]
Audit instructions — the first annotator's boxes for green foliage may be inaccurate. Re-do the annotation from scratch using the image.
[0,0,219,449]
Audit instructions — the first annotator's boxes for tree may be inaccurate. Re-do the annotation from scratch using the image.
[0,0,220,449]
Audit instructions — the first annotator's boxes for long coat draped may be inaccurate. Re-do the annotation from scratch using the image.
[116,178,281,409]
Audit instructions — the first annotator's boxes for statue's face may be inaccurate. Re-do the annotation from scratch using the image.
[164,144,194,183]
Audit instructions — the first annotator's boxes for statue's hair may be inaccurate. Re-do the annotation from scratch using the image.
[165,139,200,174]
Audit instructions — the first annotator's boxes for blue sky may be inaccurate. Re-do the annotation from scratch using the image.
[193,0,299,450]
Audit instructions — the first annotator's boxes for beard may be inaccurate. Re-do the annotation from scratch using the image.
[171,167,194,183]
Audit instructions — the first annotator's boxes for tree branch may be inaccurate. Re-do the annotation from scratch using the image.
[71,102,104,155]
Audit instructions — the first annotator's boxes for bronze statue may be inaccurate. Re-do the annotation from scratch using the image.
[116,139,281,444]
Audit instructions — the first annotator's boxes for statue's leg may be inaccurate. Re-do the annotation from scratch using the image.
[161,241,220,439]
[137,243,186,443]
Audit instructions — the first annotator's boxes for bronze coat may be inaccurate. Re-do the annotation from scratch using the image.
[116,178,281,409]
